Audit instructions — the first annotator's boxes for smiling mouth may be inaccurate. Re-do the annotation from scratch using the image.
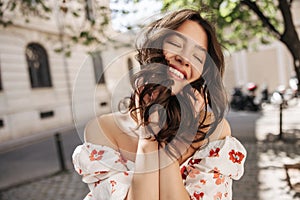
[168,66,186,80]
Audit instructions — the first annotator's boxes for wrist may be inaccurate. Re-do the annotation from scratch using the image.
[138,139,159,153]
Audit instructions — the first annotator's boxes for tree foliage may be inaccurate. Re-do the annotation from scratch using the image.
[0,0,51,26]
[162,0,283,51]
[0,0,112,55]
[162,0,300,91]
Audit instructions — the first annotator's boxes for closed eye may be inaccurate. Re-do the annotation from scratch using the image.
[166,40,182,48]
[194,55,203,64]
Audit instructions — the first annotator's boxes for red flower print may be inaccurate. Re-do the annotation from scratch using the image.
[212,167,220,174]
[187,166,200,178]
[200,179,206,185]
[94,180,101,187]
[229,150,245,164]
[124,171,129,176]
[214,192,222,200]
[181,166,188,180]
[89,149,105,161]
[213,167,225,185]
[193,191,204,200]
[209,148,220,157]
[110,180,117,194]
[110,180,116,187]
[94,171,108,175]
[115,155,127,165]
[87,192,92,197]
[188,158,202,165]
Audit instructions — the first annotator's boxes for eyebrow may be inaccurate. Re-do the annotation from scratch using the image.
[171,32,207,53]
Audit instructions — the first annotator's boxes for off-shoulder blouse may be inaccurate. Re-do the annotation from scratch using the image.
[72,136,246,200]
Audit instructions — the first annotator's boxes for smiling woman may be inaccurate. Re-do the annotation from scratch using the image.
[72,8,247,200]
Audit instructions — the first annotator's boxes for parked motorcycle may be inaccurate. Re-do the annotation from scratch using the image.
[230,83,262,112]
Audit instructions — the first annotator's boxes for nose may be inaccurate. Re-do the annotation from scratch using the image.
[175,55,190,67]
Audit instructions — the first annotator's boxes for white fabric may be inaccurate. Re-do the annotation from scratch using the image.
[181,136,246,200]
[72,136,246,200]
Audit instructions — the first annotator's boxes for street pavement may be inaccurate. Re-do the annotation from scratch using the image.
[0,103,300,200]
[229,103,300,200]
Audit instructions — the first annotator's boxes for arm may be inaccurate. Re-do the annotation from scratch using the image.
[128,138,191,200]
[126,139,159,200]
[157,89,202,199]
[126,93,160,200]
[159,155,190,200]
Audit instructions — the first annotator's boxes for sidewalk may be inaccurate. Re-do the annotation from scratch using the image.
[0,171,89,200]
[232,102,300,200]
[0,104,300,200]
[233,141,300,199]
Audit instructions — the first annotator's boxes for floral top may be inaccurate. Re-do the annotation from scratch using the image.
[72,136,246,200]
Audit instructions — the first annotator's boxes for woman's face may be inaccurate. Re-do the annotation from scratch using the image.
[163,20,208,94]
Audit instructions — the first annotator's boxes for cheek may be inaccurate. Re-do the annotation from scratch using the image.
[163,49,167,57]
[163,50,173,61]
[192,67,202,80]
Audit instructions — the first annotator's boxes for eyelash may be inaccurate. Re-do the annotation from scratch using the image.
[166,39,204,63]
[194,55,203,64]
[167,41,181,48]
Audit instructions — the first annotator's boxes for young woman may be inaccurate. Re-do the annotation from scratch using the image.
[73,9,246,200]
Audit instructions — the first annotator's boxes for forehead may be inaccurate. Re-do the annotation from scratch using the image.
[175,20,208,50]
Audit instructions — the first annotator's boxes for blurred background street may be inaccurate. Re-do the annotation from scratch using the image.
[1,0,300,199]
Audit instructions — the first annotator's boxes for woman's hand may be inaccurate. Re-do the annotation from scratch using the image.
[189,88,205,114]
[127,126,160,200]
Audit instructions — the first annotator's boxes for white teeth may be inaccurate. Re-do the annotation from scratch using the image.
[168,67,185,79]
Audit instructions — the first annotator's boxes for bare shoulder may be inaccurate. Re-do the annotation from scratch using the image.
[84,113,118,150]
[209,118,232,141]
[220,119,232,137]
[85,112,139,162]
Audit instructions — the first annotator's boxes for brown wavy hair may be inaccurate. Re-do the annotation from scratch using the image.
[126,9,228,158]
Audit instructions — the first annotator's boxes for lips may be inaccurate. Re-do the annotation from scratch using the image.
[168,64,187,80]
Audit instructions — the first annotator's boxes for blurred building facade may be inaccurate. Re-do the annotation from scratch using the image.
[0,0,137,143]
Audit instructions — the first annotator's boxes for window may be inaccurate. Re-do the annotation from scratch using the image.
[40,110,54,119]
[91,51,105,84]
[26,43,52,88]
[127,57,134,81]
[0,118,3,128]
[85,0,95,22]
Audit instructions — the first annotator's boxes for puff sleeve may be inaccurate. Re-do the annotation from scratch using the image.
[72,143,134,200]
[181,136,247,200]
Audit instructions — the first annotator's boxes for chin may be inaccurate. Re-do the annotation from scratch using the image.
[171,80,187,95]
